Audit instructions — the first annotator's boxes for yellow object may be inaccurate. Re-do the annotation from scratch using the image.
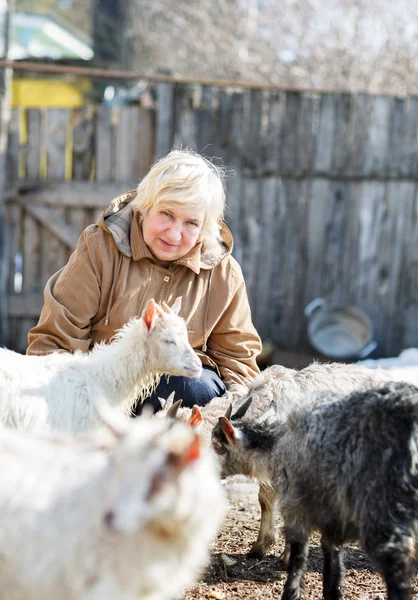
[12,77,90,108]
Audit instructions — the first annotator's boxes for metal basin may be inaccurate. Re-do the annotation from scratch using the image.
[305,298,377,360]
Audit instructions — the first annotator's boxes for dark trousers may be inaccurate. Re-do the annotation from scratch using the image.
[134,365,226,415]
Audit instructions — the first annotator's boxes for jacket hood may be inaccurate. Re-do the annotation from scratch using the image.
[96,190,233,272]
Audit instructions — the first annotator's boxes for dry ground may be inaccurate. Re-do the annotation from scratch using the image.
[185,476,418,600]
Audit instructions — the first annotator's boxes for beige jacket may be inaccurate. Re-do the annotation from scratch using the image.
[27,191,261,388]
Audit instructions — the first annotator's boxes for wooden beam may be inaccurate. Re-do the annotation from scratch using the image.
[23,203,80,250]
[7,181,135,208]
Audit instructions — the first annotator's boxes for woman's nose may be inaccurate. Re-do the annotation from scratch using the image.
[166,221,182,241]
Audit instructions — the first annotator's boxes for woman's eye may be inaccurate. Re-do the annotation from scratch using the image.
[188,221,198,228]
[161,211,172,218]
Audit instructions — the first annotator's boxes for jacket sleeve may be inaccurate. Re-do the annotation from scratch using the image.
[206,268,262,388]
[26,226,103,356]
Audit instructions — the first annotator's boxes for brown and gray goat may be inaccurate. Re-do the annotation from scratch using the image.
[174,362,390,558]
[212,381,418,600]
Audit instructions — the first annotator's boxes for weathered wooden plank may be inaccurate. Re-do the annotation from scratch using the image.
[21,208,42,351]
[173,84,198,150]
[137,106,155,179]
[9,182,130,207]
[224,92,245,264]
[253,177,279,338]
[270,179,308,349]
[244,89,263,173]
[261,91,281,175]
[387,97,405,176]
[314,93,336,174]
[213,88,233,160]
[363,95,392,176]
[400,96,418,177]
[340,181,360,302]
[196,86,213,154]
[348,93,370,174]
[23,203,80,250]
[304,178,329,304]
[95,105,113,182]
[7,107,20,181]
[332,93,351,173]
[114,106,137,183]
[25,109,42,180]
[402,187,418,348]
[45,109,70,180]
[350,181,391,354]
[156,82,174,159]
[380,182,415,354]
[41,206,67,283]
[298,94,317,175]
[240,177,261,308]
[6,202,21,295]
[320,181,351,304]
[280,92,301,173]
[72,106,95,181]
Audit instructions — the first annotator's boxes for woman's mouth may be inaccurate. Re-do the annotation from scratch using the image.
[158,239,177,249]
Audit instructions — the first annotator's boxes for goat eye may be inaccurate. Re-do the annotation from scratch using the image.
[164,339,176,345]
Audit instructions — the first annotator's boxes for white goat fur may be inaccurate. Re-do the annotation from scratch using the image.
[0,404,226,600]
[0,299,202,434]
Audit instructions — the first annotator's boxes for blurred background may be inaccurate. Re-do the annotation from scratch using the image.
[0,0,417,369]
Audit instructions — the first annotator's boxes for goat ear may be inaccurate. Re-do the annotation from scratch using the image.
[171,296,182,315]
[219,417,238,445]
[167,434,201,470]
[189,405,203,427]
[231,396,253,420]
[95,396,130,439]
[142,299,158,331]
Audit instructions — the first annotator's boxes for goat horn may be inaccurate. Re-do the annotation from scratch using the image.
[161,302,172,314]
[232,396,254,420]
[166,399,183,418]
[224,403,233,420]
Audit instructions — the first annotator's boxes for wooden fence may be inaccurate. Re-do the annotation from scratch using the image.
[4,82,418,357]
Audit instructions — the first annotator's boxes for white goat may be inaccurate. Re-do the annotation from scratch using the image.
[0,401,226,600]
[176,362,391,558]
[0,298,202,434]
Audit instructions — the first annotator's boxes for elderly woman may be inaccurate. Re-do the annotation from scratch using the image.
[27,149,261,411]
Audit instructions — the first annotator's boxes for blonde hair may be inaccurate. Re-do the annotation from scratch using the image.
[133,149,226,251]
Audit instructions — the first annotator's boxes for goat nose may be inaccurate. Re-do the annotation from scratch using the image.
[104,511,115,528]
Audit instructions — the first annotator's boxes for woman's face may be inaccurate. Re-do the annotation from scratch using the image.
[142,205,204,263]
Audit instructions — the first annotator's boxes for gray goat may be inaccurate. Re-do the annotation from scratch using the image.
[212,381,418,600]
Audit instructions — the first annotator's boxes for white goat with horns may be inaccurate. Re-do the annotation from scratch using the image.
[0,298,202,434]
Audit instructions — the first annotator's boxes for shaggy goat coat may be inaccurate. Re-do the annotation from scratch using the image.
[213,382,418,600]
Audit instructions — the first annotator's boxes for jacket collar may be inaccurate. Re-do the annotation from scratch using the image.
[98,190,232,274]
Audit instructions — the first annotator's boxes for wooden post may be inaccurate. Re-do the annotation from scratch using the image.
[0,0,14,347]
